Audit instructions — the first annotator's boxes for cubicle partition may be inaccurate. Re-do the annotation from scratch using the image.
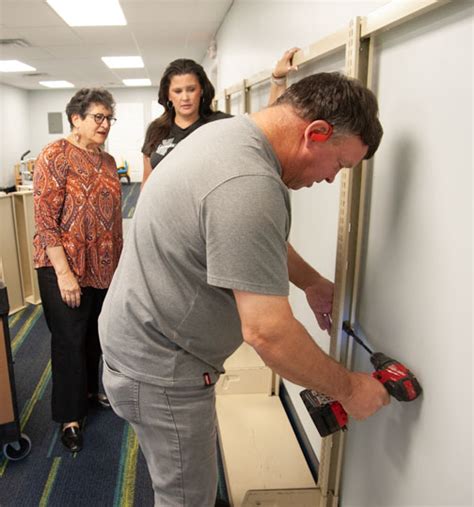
[213,2,463,506]
[0,191,41,315]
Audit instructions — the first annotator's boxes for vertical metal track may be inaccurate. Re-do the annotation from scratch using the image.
[224,90,231,114]
[243,79,251,114]
[317,17,371,507]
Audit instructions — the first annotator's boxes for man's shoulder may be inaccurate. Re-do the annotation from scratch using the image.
[206,111,233,122]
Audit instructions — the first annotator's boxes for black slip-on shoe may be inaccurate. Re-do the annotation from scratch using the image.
[61,425,83,453]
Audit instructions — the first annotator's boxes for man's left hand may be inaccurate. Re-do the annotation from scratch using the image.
[305,276,334,333]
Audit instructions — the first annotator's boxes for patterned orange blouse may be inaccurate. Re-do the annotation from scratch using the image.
[33,139,123,289]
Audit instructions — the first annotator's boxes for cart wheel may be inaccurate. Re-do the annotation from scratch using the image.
[2,433,32,461]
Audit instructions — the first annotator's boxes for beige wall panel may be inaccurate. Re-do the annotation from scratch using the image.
[13,192,40,305]
[0,195,25,314]
[216,342,274,395]
[217,394,316,507]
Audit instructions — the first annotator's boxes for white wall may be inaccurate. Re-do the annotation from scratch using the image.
[342,3,473,506]
[204,0,390,90]
[212,1,473,506]
[0,84,30,188]
[208,0,393,469]
[27,87,158,178]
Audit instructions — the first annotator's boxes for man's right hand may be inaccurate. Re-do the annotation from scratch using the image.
[340,372,390,420]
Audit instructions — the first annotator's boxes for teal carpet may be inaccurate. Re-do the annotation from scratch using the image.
[1,308,229,507]
[0,185,229,505]
[121,183,140,219]
[0,304,155,506]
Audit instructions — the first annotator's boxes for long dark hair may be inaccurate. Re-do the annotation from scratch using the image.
[142,59,215,156]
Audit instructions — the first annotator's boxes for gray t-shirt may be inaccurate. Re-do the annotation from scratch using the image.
[99,115,291,386]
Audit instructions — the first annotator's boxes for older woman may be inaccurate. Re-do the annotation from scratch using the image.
[33,88,122,453]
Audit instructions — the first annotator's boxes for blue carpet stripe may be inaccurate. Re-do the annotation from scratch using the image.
[121,183,140,218]
[8,303,35,335]
[19,360,52,430]
[11,305,43,357]
[0,361,51,477]
[8,305,28,328]
[114,423,139,507]
[113,424,129,506]
[46,428,60,459]
[0,271,229,506]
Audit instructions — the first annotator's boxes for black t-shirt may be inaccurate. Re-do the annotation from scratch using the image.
[149,111,232,169]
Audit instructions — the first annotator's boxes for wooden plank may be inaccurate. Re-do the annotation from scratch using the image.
[243,488,321,506]
[361,0,451,38]
[217,394,315,507]
[294,27,347,67]
[216,343,273,395]
[0,196,25,314]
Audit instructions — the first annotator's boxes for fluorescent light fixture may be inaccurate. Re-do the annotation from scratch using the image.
[39,80,75,88]
[102,56,144,69]
[46,0,126,26]
[123,79,151,87]
[0,60,36,72]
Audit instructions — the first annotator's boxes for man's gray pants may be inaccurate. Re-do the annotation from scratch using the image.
[102,358,218,507]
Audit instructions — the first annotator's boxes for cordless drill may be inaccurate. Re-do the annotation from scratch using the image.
[300,322,422,437]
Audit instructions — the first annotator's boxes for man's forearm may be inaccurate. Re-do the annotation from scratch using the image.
[244,308,352,401]
[268,80,287,105]
[287,243,324,290]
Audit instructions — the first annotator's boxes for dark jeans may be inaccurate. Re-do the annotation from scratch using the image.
[37,267,107,423]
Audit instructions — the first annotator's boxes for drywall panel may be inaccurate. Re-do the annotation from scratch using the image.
[209,0,390,91]
[107,102,145,182]
[341,3,473,506]
[208,0,393,469]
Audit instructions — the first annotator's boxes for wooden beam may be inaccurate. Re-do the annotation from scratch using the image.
[361,0,451,38]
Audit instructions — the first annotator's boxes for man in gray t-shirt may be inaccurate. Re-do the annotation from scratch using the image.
[99,72,388,507]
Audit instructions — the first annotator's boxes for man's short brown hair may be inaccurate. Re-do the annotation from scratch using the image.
[275,72,383,159]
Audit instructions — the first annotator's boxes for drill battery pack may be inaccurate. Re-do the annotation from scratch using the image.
[300,389,348,437]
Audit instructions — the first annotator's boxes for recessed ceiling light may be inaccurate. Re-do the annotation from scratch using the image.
[102,56,144,69]
[46,0,126,26]
[0,60,36,72]
[123,79,151,87]
[39,80,75,88]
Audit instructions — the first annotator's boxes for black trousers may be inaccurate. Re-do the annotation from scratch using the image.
[37,267,107,423]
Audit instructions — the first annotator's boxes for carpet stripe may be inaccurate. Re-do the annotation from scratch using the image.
[0,360,51,476]
[121,185,135,215]
[11,305,43,357]
[8,305,29,328]
[39,457,62,507]
[114,423,139,507]
[47,428,60,458]
[19,360,52,430]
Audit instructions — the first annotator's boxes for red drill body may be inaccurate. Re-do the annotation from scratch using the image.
[300,323,422,437]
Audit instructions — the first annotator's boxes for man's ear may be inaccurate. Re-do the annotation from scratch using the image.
[307,120,333,143]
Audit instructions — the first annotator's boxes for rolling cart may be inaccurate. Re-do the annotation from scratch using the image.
[0,279,31,461]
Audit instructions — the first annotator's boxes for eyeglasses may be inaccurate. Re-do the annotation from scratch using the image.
[86,113,117,125]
